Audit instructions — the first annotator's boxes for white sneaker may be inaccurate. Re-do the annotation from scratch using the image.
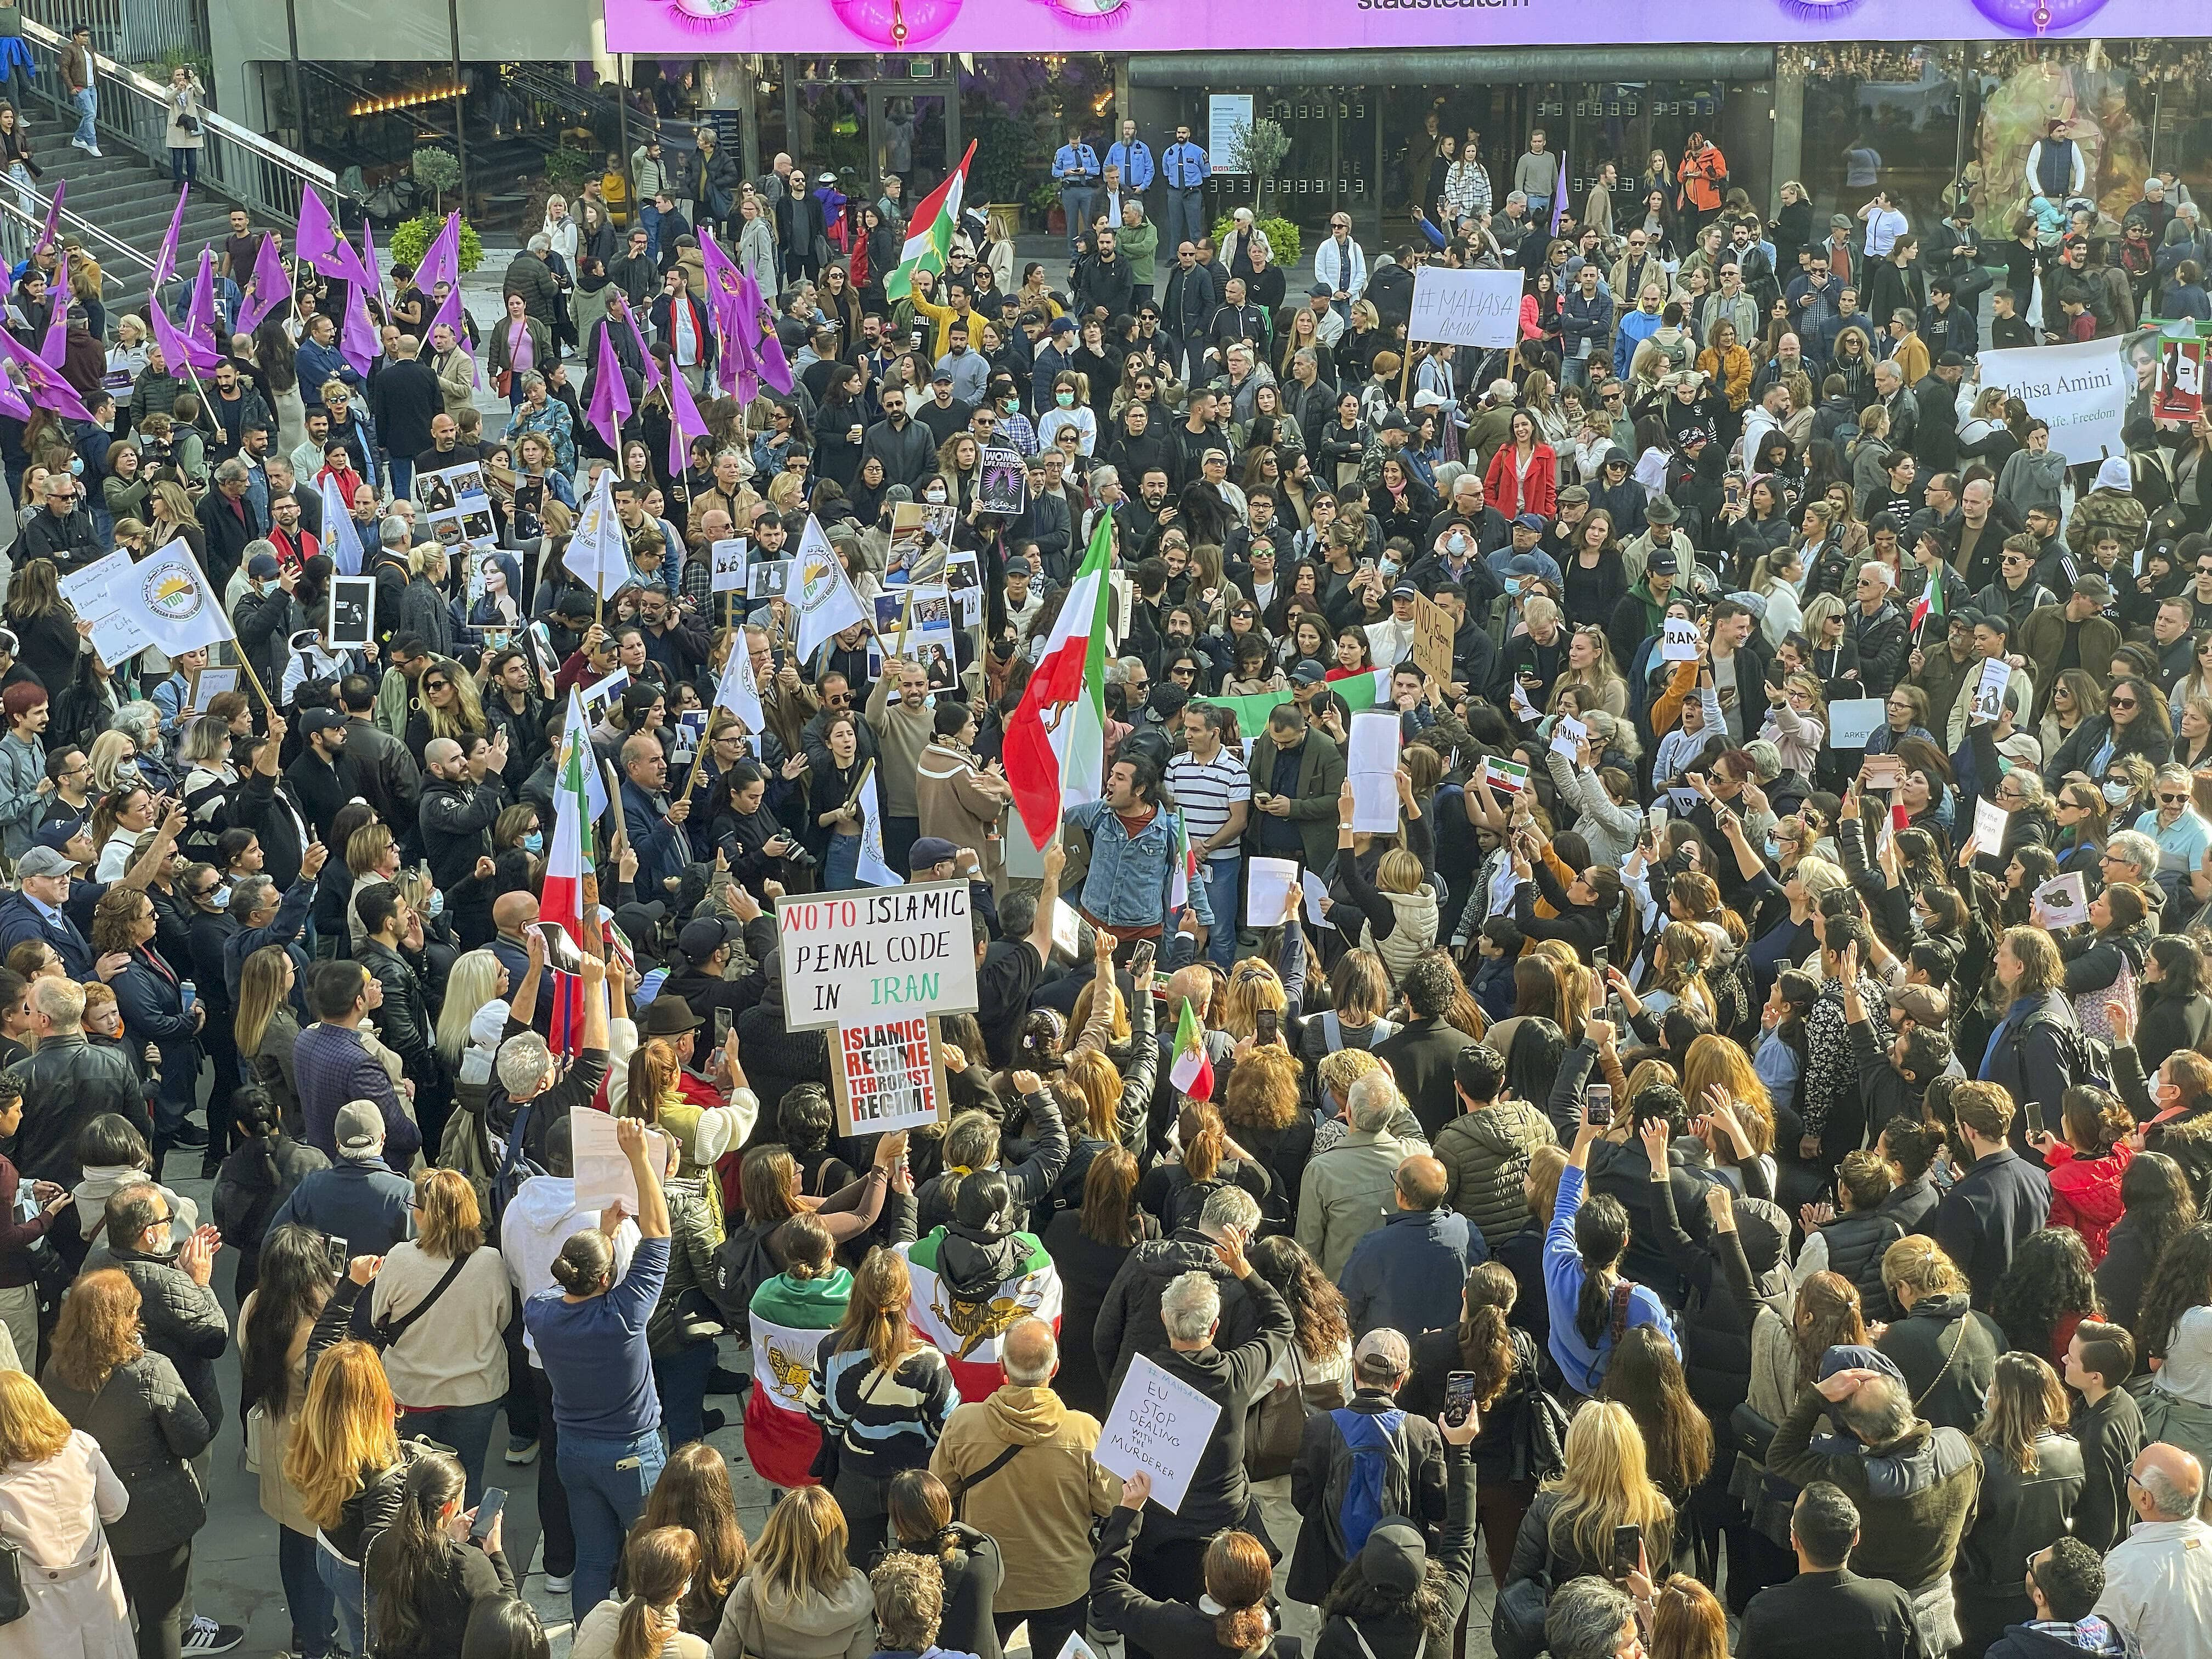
[182,1618,244,1655]
[83,145,101,157]
[68,138,87,151]
[545,1573,573,1594]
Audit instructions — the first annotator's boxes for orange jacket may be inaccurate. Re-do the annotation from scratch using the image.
[1678,144,1728,214]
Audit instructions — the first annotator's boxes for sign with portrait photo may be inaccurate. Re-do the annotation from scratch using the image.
[326,575,375,649]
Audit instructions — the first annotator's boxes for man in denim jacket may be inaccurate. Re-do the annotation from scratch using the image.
[1063,752,1212,960]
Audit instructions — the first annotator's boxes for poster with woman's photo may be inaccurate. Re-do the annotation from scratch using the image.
[748,559,790,600]
[977,448,1026,515]
[886,503,928,586]
[898,584,957,690]
[421,461,499,552]
[328,575,375,649]
[945,551,983,628]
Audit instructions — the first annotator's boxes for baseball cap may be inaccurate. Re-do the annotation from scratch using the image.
[1505,553,1544,577]
[247,552,280,580]
[1390,582,1418,600]
[1646,549,1680,576]
[1380,412,1411,434]
[910,836,960,871]
[334,1100,385,1159]
[2073,573,2115,603]
[1937,351,1967,369]
[300,708,347,737]
[31,821,86,855]
[14,845,74,879]
[1048,315,1076,335]
[931,367,952,383]
[678,916,741,962]
[1885,984,1948,1026]
[1290,659,1329,686]
[1513,512,1547,533]
[1005,556,1033,577]
[1308,283,1333,298]
[1353,1328,1411,1375]
[1358,1521,1427,1596]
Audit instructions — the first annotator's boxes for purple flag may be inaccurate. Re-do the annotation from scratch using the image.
[736,271,792,396]
[0,328,88,421]
[0,372,29,421]
[697,228,745,334]
[237,235,293,336]
[618,296,663,394]
[148,266,222,375]
[34,178,63,257]
[665,362,707,479]
[295,184,343,279]
[1550,150,1568,238]
[36,278,66,369]
[359,216,383,305]
[187,248,223,351]
[430,283,477,384]
[417,212,461,295]
[154,185,188,283]
[338,279,378,375]
[585,325,632,452]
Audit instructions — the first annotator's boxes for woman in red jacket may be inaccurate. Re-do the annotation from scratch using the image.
[1483,408,1558,521]
[2029,1085,2136,1263]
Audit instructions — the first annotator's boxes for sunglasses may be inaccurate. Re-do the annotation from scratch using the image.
[2111,698,2138,709]
[2161,792,2191,804]
[424,679,450,692]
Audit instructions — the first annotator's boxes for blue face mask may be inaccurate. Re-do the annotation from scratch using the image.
[1764,837,1781,860]
[523,831,544,854]
[428,889,445,918]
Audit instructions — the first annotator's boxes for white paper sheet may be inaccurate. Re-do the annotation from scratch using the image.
[2034,871,2091,928]
[570,1109,673,1214]
[1096,1353,1225,1515]
[1827,698,1886,749]
[1661,616,1701,662]
[1972,796,2011,855]
[1248,857,1300,927]
[1302,869,1334,929]
[1550,714,1589,762]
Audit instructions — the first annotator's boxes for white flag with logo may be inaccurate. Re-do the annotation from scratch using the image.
[118,538,235,658]
[792,514,868,668]
[856,763,900,887]
[562,468,635,600]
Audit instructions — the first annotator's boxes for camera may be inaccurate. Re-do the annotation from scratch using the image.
[782,843,819,869]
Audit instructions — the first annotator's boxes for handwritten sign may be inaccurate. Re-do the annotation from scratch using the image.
[58,551,155,667]
[1411,591,1454,683]
[2034,871,2091,928]
[1097,1352,1222,1514]
[828,1015,948,1135]
[775,881,979,1031]
[1972,796,2011,857]
[1407,266,1520,349]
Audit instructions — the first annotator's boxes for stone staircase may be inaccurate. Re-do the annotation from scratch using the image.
[29,129,242,317]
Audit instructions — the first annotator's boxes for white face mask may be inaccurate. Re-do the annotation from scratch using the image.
[2103,780,2132,805]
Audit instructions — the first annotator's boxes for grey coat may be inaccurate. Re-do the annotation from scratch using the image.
[45,1351,212,1555]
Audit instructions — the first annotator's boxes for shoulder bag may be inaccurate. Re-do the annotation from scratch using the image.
[365,1252,471,1352]
[945,1440,1025,1521]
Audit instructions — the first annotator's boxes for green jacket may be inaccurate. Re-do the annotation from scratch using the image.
[1768,1381,1980,1592]
[374,665,413,741]
[1118,217,1159,287]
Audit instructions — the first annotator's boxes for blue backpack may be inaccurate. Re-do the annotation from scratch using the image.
[1321,1407,1413,1561]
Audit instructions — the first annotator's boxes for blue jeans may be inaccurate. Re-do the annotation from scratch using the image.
[315,1541,365,1657]
[823,832,860,890]
[70,86,95,148]
[1561,352,1593,390]
[170,147,197,185]
[557,1429,665,1622]
[640,202,662,261]
[280,1527,334,1659]
[399,1399,501,1503]
[1526,194,1552,223]
[1199,853,1241,969]
[387,456,414,506]
[652,1340,717,1449]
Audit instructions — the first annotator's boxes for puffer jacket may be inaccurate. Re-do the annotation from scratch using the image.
[1093,1224,1262,1393]
[1434,1100,1558,1249]
[2035,1141,2130,1264]
[1359,884,1440,988]
[1650,1165,1793,1423]
[1812,1205,1906,1317]
[648,1180,723,1356]
[108,1246,230,1430]
[1876,1291,2006,1435]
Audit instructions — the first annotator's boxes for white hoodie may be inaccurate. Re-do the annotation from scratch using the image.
[499,1174,638,1365]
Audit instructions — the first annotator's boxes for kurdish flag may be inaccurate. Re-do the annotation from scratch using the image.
[1910,571,1945,636]
[1169,997,1214,1101]
[899,1227,1062,1402]
[883,140,977,303]
[744,1265,851,1488]
[1004,512,1113,849]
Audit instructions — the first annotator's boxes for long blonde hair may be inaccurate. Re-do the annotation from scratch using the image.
[1219,959,1288,1042]
[433,949,503,1066]
[233,945,292,1062]
[753,1486,853,1604]
[1061,1049,1125,1142]
[1543,1400,1675,1571]
[284,1339,401,1528]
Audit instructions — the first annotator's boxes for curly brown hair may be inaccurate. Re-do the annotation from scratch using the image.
[47,1267,144,1392]
[1221,1045,1301,1132]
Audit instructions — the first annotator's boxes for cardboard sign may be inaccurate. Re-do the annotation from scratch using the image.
[1097,1352,1223,1515]
[1661,616,1701,662]
[579,668,631,727]
[828,1015,949,1135]
[710,537,748,594]
[775,882,979,1031]
[977,447,1028,515]
[327,575,375,650]
[1406,266,1520,349]
[1828,698,1886,749]
[2155,334,2205,422]
[2034,871,2091,928]
[1410,591,1454,684]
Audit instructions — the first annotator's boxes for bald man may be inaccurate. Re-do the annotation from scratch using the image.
[2095,1442,2212,1659]
[1336,1152,1487,1339]
[489,889,554,1034]
[929,1318,1119,1659]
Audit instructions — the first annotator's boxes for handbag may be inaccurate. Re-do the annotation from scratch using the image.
[1492,1565,1552,1659]
[177,113,201,137]
[1245,1345,1348,1481]
[1726,1400,1778,1463]
[0,1528,21,1626]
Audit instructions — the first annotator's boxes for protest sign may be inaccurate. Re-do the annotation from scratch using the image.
[1661,616,1701,662]
[1248,857,1299,926]
[1302,869,1334,930]
[1482,758,1530,795]
[1406,267,1520,349]
[748,559,791,600]
[1969,658,2012,726]
[1410,592,1454,683]
[1972,797,2011,856]
[1347,710,1400,834]
[828,1015,949,1135]
[185,667,239,713]
[977,447,1027,515]
[776,882,979,1031]
[327,575,376,650]
[2034,871,2091,928]
[58,551,154,666]
[710,538,747,594]
[2155,332,2205,422]
[1097,1352,1223,1515]
[1550,714,1589,761]
[1827,698,1886,749]
[579,668,631,726]
[1976,334,2145,470]
[570,1108,674,1213]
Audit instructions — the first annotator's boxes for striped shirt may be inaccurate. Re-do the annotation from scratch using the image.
[1166,747,1252,860]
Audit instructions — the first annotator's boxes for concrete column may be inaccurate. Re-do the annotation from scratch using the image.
[1771,60,1804,211]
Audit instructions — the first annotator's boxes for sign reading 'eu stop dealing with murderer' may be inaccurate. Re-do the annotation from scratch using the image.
[775,880,980,1032]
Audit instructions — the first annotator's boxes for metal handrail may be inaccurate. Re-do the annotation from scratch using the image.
[0,182,157,273]
[16,14,333,225]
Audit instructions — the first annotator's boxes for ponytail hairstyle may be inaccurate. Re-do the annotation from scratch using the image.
[833,1246,919,1375]
[371,1450,466,1654]
[615,1527,699,1659]
[887,1469,960,1564]
[621,1038,684,1124]
[2060,1085,2134,1158]
[1180,1101,1227,1183]
[774,1214,836,1281]
[1457,1261,1518,1409]
[1573,1192,1633,1346]
[1203,1530,1276,1655]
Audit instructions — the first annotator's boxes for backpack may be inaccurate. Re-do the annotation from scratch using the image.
[710,1224,782,1334]
[492,1099,546,1224]
[1320,1407,1414,1563]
